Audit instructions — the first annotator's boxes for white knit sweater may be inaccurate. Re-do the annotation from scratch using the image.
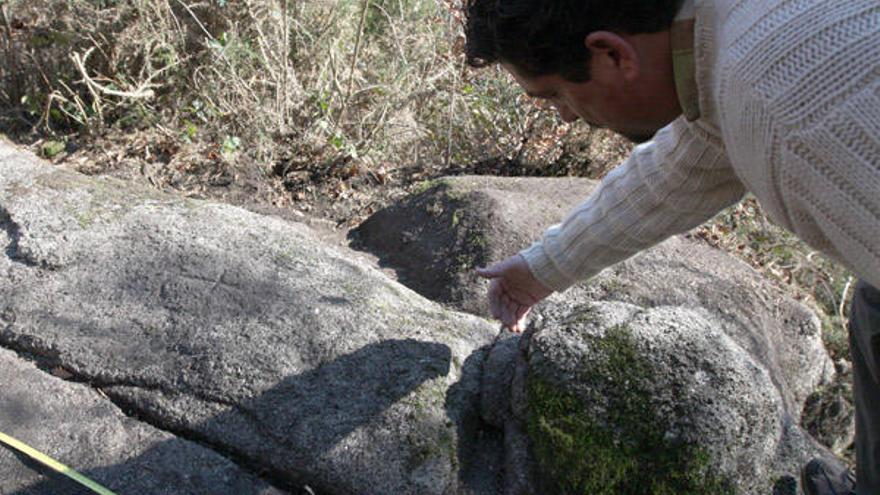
[521,0,880,291]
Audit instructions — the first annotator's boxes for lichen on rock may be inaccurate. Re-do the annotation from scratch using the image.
[516,299,826,494]
[526,324,734,494]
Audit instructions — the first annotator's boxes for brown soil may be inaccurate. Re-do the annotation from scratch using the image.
[17,127,633,245]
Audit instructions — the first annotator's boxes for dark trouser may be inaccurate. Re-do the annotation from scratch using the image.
[850,280,880,494]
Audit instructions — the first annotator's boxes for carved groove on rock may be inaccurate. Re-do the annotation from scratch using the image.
[101,387,317,495]
[0,337,298,495]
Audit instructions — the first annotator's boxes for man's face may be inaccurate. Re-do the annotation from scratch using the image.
[503,63,665,144]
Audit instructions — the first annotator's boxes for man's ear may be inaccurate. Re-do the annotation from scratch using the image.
[584,31,640,81]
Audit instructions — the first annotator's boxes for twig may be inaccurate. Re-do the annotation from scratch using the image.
[327,49,345,102]
[280,0,291,130]
[161,0,185,39]
[357,98,392,151]
[0,1,22,105]
[71,48,157,100]
[340,0,372,125]
[49,86,88,127]
[446,58,463,166]
[245,4,282,80]
[839,276,854,321]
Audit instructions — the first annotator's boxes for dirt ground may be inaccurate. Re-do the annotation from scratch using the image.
[17,127,634,245]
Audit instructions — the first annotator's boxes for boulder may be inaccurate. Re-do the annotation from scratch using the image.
[353,175,833,413]
[0,348,284,494]
[515,300,825,494]
[351,176,592,317]
[353,176,837,493]
[0,143,501,494]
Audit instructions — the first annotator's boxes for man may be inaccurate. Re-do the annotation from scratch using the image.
[465,0,879,493]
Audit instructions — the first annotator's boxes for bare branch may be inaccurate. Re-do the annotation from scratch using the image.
[71,48,157,100]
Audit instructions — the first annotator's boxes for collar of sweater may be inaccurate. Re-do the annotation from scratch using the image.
[671,0,700,121]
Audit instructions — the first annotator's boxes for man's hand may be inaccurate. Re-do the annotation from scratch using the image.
[476,254,552,333]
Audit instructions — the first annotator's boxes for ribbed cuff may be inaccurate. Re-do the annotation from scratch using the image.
[519,241,575,293]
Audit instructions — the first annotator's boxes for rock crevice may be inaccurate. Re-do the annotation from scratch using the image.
[0,339,295,493]
[100,386,310,494]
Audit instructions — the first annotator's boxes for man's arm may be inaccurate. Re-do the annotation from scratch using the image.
[480,118,746,329]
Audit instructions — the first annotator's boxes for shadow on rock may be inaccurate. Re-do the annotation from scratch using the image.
[0,158,500,495]
[10,339,454,495]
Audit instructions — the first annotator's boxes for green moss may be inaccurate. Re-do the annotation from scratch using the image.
[561,306,602,326]
[41,140,65,158]
[72,209,96,228]
[818,312,850,361]
[403,380,459,466]
[526,325,734,495]
[29,31,72,49]
[408,422,457,470]
[451,209,462,228]
[443,185,465,201]
[466,230,487,248]
[273,250,295,266]
[413,179,440,195]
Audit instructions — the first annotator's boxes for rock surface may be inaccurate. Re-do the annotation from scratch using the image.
[519,301,824,494]
[0,143,501,494]
[0,348,284,495]
[354,175,838,493]
[353,175,834,414]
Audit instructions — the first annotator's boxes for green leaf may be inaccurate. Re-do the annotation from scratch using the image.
[222,135,240,155]
[41,141,65,159]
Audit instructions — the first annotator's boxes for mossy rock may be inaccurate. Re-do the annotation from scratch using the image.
[526,325,733,495]
[351,175,600,316]
[520,300,825,494]
[40,140,66,158]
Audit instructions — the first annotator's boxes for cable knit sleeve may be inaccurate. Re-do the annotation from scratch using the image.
[520,117,746,292]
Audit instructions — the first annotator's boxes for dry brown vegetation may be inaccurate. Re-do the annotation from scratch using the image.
[0,0,853,358]
[0,0,618,182]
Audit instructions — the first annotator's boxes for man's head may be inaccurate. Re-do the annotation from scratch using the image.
[465,0,685,142]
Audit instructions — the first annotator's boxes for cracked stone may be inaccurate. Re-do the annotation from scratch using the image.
[0,348,286,494]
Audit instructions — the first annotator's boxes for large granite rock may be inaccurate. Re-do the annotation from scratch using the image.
[0,144,501,494]
[508,301,826,494]
[353,176,837,494]
[353,175,833,413]
[0,348,284,494]
[1,142,840,494]
[351,176,589,317]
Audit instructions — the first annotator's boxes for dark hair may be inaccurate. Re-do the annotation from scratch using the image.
[465,0,684,81]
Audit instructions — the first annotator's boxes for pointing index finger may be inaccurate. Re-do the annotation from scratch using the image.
[476,266,499,279]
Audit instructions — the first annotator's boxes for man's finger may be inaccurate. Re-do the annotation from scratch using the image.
[514,304,531,324]
[487,280,502,319]
[476,265,502,279]
[510,304,528,333]
[500,294,517,328]
[508,318,522,333]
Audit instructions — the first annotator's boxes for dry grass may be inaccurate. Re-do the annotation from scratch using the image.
[0,0,586,174]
